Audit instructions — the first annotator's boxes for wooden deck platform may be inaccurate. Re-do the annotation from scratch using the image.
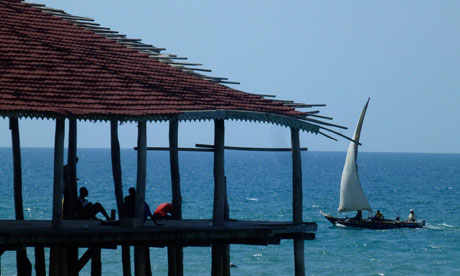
[0,219,316,249]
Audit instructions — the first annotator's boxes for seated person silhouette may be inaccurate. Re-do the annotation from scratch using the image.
[153,202,173,220]
[123,187,160,225]
[75,187,111,220]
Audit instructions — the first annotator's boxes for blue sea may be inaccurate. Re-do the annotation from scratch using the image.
[0,148,459,275]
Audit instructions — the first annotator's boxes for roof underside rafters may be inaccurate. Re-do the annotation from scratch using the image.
[0,0,350,140]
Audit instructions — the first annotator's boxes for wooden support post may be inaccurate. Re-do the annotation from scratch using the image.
[134,246,146,276]
[212,119,225,226]
[111,121,131,276]
[211,244,224,276]
[16,245,31,276]
[169,119,182,219]
[66,119,79,276]
[145,247,152,276]
[10,118,32,276]
[212,119,230,275]
[50,119,66,275]
[111,120,124,219]
[122,246,132,276]
[91,248,101,276]
[10,118,23,220]
[168,119,184,276]
[135,121,147,276]
[52,119,65,230]
[34,246,46,276]
[50,246,67,276]
[223,244,230,276]
[291,127,305,276]
[135,121,147,221]
[66,118,78,219]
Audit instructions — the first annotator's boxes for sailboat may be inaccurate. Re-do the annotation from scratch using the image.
[321,98,425,229]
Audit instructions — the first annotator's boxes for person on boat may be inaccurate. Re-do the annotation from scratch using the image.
[408,209,416,222]
[123,187,160,225]
[373,210,384,221]
[354,210,363,220]
[153,202,173,220]
[75,187,111,220]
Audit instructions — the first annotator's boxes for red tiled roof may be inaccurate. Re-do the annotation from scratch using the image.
[0,0,333,133]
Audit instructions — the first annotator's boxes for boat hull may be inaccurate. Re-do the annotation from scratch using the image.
[321,212,425,230]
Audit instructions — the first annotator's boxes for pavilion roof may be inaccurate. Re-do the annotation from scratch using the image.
[0,0,347,137]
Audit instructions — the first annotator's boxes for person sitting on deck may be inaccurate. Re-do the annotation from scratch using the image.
[354,210,363,220]
[75,187,111,220]
[408,209,416,222]
[153,202,173,220]
[123,187,160,225]
[373,210,384,221]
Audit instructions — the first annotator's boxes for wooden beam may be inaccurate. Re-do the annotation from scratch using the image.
[196,144,308,152]
[111,120,124,219]
[290,127,305,276]
[212,119,225,226]
[9,117,23,220]
[73,247,99,273]
[141,147,213,152]
[52,119,65,230]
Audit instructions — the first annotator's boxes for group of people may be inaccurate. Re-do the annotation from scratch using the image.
[65,157,173,222]
[123,187,173,224]
[73,186,172,223]
[353,209,417,222]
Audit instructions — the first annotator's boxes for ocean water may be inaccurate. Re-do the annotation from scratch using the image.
[0,148,459,275]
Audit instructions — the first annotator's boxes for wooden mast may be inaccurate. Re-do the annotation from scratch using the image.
[291,127,305,276]
[134,121,147,276]
[168,119,183,276]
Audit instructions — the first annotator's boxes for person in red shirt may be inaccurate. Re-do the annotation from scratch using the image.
[153,203,173,220]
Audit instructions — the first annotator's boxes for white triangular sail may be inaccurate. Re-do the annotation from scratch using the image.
[338,98,372,213]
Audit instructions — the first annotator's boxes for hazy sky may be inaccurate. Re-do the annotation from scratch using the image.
[1,0,459,153]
